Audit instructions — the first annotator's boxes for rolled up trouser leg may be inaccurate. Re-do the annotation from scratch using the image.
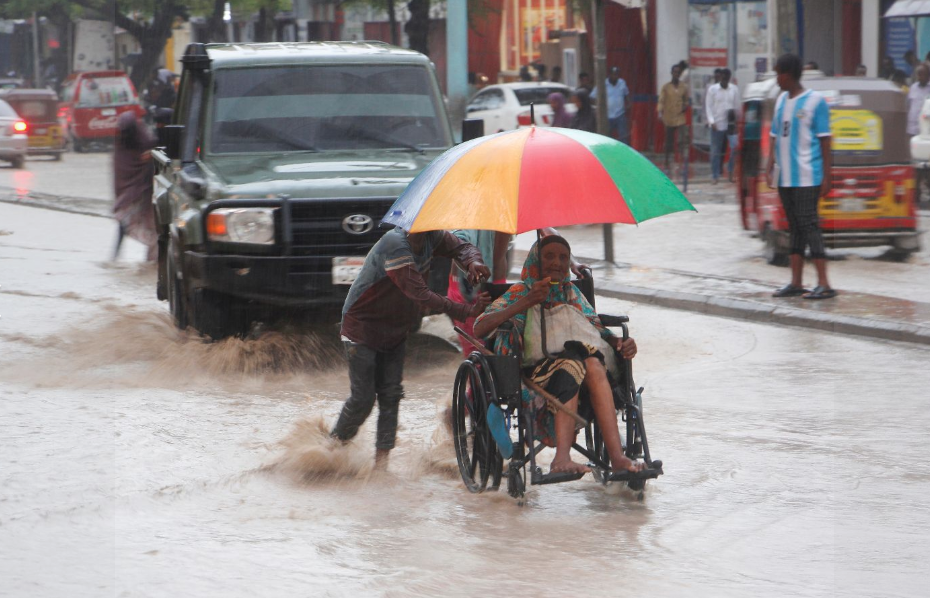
[332,341,379,443]
[780,186,825,258]
[374,342,406,450]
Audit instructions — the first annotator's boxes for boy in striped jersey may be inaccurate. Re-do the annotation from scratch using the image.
[765,54,837,300]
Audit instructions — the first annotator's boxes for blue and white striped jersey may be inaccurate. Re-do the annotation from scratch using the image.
[770,89,832,188]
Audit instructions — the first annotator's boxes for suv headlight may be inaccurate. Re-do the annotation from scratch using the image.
[206,208,275,244]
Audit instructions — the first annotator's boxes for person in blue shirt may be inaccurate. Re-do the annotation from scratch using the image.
[590,66,630,144]
[765,54,836,300]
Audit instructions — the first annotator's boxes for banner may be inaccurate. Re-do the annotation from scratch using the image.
[689,3,730,146]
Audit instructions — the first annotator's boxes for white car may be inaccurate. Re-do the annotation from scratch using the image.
[466,82,577,133]
[0,98,27,169]
[911,97,930,165]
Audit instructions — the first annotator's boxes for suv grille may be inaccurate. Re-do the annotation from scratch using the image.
[278,198,397,256]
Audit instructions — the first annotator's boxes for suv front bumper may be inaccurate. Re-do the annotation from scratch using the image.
[185,251,353,307]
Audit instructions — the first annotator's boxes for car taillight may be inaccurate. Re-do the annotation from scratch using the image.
[517,112,533,126]
[13,121,27,133]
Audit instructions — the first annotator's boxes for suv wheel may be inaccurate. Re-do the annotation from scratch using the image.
[189,289,243,341]
[166,245,189,331]
[11,155,24,169]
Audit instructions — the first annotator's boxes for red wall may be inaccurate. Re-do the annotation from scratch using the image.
[842,0,862,76]
[468,0,505,81]
[583,1,657,151]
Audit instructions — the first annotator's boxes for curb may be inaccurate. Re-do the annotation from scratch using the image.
[593,279,930,346]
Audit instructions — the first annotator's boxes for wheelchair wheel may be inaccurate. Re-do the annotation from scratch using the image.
[452,359,493,493]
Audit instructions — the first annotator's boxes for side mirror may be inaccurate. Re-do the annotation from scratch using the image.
[159,124,184,161]
[461,118,484,142]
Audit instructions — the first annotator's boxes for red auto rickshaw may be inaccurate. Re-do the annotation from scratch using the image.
[58,70,145,152]
[0,88,67,160]
[738,73,920,263]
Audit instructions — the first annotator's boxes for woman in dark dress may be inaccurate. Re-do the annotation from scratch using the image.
[569,87,596,133]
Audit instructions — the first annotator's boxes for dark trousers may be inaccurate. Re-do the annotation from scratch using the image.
[332,340,406,450]
[778,185,826,259]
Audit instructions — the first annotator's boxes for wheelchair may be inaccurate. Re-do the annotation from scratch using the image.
[451,273,664,502]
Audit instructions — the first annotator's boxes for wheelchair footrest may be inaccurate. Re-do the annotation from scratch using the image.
[531,470,587,485]
[605,465,662,483]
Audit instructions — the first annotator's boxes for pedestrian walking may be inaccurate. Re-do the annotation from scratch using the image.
[765,53,836,300]
[569,88,597,133]
[589,66,630,144]
[331,229,490,469]
[577,72,593,93]
[658,63,690,174]
[907,65,930,202]
[113,111,157,261]
[705,68,740,183]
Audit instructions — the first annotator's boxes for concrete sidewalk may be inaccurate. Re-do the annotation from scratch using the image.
[512,248,930,346]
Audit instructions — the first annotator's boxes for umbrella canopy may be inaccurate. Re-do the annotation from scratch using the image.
[383,127,695,234]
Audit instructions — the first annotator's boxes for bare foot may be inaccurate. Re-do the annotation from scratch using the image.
[610,455,646,473]
[550,458,591,475]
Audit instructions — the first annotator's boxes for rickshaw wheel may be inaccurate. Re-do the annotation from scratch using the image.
[452,359,493,493]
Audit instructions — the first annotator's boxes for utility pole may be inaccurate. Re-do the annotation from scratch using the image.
[32,12,44,88]
[591,0,614,263]
[446,0,468,141]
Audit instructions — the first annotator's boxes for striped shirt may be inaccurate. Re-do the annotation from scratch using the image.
[771,89,832,187]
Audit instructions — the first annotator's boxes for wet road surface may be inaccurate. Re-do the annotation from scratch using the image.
[2,203,930,597]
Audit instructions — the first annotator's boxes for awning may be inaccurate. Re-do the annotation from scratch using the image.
[884,0,930,18]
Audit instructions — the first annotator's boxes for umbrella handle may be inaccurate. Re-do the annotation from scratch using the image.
[530,102,536,126]
[536,228,554,360]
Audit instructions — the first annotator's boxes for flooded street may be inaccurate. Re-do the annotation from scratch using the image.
[3,202,930,597]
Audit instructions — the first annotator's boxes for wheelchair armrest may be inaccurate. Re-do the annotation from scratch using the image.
[598,314,629,327]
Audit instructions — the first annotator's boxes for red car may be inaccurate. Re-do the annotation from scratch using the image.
[58,71,145,152]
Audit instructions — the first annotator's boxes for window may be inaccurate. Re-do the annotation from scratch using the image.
[467,89,505,113]
[513,86,569,106]
[76,77,135,107]
[0,100,16,118]
[9,100,56,121]
[209,65,450,154]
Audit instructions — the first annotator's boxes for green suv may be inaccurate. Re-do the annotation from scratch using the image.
[154,42,461,338]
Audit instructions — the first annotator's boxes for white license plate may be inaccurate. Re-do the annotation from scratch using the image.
[332,256,366,285]
[35,128,47,134]
[101,108,117,116]
[841,198,866,212]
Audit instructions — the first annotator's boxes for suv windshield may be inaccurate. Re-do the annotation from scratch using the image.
[209,64,450,154]
[513,86,569,106]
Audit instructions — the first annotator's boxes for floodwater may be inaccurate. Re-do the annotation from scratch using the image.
[3,294,929,597]
[2,204,929,597]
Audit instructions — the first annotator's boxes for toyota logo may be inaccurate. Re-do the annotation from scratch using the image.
[342,214,374,235]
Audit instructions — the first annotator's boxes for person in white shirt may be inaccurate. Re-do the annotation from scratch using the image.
[705,68,741,183]
[907,64,930,136]
[907,65,930,206]
[590,67,631,144]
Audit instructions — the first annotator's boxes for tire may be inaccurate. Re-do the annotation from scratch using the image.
[156,234,168,301]
[188,288,243,341]
[72,138,84,153]
[764,225,789,267]
[11,155,24,169]
[452,359,494,493]
[52,152,62,162]
[166,245,188,331]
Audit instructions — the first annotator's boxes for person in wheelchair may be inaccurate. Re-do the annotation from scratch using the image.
[473,236,646,475]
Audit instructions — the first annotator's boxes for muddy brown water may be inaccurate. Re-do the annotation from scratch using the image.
[2,295,930,597]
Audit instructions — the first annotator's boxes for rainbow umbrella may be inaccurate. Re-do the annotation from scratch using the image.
[383,127,695,234]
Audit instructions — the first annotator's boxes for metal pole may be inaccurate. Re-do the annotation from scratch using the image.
[32,12,43,88]
[592,0,614,263]
[447,0,468,141]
